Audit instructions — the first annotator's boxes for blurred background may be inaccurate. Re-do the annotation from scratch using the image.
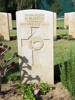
[0,0,75,19]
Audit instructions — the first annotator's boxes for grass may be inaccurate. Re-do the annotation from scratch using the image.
[1,20,19,82]
[57,19,69,36]
[57,19,64,28]
[1,20,75,82]
[55,19,75,65]
[10,20,16,37]
[2,40,19,82]
[54,40,75,65]
[4,20,17,62]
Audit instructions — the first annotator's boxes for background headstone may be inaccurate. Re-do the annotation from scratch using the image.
[8,13,13,30]
[69,12,75,38]
[54,13,57,40]
[0,12,10,40]
[16,10,54,84]
[64,13,70,29]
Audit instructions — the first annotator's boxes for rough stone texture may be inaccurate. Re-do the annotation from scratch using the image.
[69,12,75,38]
[8,13,13,30]
[64,13,70,29]
[0,12,10,40]
[54,13,56,40]
[16,10,54,84]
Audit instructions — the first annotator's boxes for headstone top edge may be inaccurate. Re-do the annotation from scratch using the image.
[16,9,54,14]
[0,12,8,14]
[68,12,75,14]
[8,13,12,15]
[69,12,75,15]
[64,13,70,15]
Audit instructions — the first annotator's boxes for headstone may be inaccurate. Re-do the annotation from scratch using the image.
[8,13,13,30]
[64,13,70,29]
[0,12,10,40]
[16,10,54,84]
[54,13,56,40]
[69,12,75,38]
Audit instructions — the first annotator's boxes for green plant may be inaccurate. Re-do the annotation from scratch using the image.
[57,34,69,40]
[0,42,18,92]
[50,0,62,14]
[18,81,53,100]
[19,83,36,100]
[60,50,75,97]
[71,96,75,100]
[39,81,52,95]
[68,35,74,40]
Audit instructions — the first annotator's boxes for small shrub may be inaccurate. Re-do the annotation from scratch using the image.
[57,34,62,39]
[57,34,69,40]
[62,35,69,39]
[18,81,53,100]
[0,42,18,92]
[39,81,52,95]
[68,35,75,40]
[19,83,35,100]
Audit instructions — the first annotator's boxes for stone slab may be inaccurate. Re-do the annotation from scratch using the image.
[0,12,10,40]
[54,13,56,40]
[64,13,70,29]
[69,12,75,38]
[16,10,54,84]
[8,13,13,30]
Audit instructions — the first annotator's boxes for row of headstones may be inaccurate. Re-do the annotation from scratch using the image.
[0,10,54,84]
[64,12,75,38]
[0,12,56,41]
[1,10,75,85]
[0,12,12,40]
[1,11,75,41]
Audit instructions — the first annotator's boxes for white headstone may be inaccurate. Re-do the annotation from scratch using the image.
[64,13,70,29]
[69,12,75,38]
[8,13,13,30]
[16,10,54,84]
[54,13,57,40]
[0,12,10,40]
